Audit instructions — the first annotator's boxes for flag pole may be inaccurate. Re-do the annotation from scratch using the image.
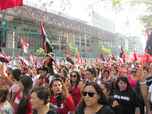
[12,31,15,58]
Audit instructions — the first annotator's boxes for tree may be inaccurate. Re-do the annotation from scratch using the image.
[115,0,152,28]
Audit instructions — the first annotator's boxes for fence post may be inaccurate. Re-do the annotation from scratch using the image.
[12,31,15,58]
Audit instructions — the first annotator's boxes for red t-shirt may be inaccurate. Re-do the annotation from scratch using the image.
[70,86,81,107]
[13,90,32,114]
[50,95,75,114]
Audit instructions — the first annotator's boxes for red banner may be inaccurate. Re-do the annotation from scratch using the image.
[0,0,23,10]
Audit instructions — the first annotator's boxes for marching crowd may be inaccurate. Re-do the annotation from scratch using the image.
[0,53,152,114]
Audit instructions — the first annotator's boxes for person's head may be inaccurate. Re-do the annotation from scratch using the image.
[20,75,33,95]
[31,87,50,110]
[11,69,21,81]
[81,82,107,107]
[118,65,128,76]
[102,70,110,78]
[50,78,63,96]
[85,67,96,81]
[101,70,110,81]
[0,87,8,103]
[131,67,137,76]
[0,77,8,87]
[143,65,149,77]
[70,71,80,86]
[116,76,131,92]
[58,68,68,78]
[100,82,111,96]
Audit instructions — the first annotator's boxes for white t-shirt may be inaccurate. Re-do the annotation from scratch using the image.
[148,84,152,103]
[0,101,13,114]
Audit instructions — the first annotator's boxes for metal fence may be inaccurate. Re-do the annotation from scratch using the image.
[2,30,41,56]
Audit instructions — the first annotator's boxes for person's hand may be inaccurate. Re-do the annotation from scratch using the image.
[62,81,70,97]
[112,100,119,107]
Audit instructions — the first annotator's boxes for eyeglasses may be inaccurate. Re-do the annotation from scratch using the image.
[82,91,96,97]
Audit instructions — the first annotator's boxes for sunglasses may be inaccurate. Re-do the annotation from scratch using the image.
[70,74,77,78]
[82,91,96,97]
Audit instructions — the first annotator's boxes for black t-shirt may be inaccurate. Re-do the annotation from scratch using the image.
[146,76,152,86]
[33,110,57,114]
[76,105,115,114]
[112,90,138,114]
[47,110,57,114]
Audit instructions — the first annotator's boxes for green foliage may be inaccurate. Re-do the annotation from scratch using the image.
[112,0,122,7]
[101,47,112,55]
[140,15,152,27]
[68,40,78,55]
[35,48,46,57]
[126,0,152,27]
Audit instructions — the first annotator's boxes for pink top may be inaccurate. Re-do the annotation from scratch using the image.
[128,75,137,89]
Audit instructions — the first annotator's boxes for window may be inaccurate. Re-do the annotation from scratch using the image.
[0,22,7,47]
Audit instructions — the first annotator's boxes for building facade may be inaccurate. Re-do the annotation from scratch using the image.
[0,5,125,58]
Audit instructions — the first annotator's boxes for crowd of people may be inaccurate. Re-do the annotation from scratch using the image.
[0,52,152,114]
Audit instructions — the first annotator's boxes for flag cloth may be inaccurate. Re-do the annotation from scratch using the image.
[119,47,126,63]
[0,0,23,10]
[29,54,37,67]
[76,51,83,64]
[20,38,29,53]
[40,21,53,53]
[133,51,138,62]
[18,56,29,66]
[0,52,10,63]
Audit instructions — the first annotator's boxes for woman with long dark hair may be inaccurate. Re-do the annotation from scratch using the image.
[76,82,114,114]
[14,75,33,114]
[49,78,75,114]
[69,71,81,107]
[112,76,139,114]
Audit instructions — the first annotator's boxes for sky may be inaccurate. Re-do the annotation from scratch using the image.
[24,0,147,45]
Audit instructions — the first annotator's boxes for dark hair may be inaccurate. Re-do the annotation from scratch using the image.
[12,69,21,81]
[102,70,110,75]
[70,71,81,86]
[32,87,50,105]
[0,87,8,103]
[115,76,132,91]
[49,78,63,95]
[37,66,48,73]
[101,82,112,94]
[16,75,33,114]
[80,82,108,108]
[50,78,63,88]
[20,75,33,95]
[59,68,68,78]
[86,67,97,77]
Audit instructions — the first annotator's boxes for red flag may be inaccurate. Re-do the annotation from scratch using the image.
[0,52,11,63]
[119,47,127,63]
[20,38,29,53]
[40,21,53,53]
[119,47,124,58]
[133,51,138,61]
[76,51,83,65]
[0,0,23,10]
[29,54,37,67]
[18,56,29,66]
